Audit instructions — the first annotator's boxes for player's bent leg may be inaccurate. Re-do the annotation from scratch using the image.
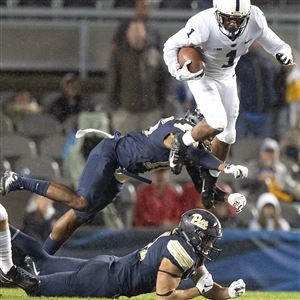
[38,257,118,297]
[191,119,223,142]
[47,183,88,210]
[211,138,231,161]
[43,209,85,255]
[170,119,222,175]
[0,171,88,210]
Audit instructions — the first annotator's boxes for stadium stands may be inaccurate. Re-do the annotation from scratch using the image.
[1,135,37,161]
[13,155,61,180]
[15,113,62,140]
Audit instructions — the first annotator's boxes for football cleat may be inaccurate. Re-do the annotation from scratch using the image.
[0,171,23,196]
[169,133,187,175]
[0,265,40,296]
[24,256,40,276]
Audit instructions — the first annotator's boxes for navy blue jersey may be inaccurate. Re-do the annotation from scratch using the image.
[115,116,221,174]
[11,226,204,298]
[32,232,204,298]
[112,230,204,297]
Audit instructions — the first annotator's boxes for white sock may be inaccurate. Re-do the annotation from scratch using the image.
[182,131,196,146]
[209,170,221,177]
[0,229,13,274]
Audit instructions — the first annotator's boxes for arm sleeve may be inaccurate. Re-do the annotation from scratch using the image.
[163,12,209,77]
[254,6,292,57]
[186,147,222,170]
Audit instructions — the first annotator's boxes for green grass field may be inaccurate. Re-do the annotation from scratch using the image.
[0,288,299,300]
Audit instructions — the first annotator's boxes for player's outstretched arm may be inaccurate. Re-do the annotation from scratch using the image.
[192,266,246,299]
[186,147,248,179]
[201,279,246,299]
[220,163,248,179]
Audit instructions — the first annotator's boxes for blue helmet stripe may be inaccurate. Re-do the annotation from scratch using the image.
[236,0,240,11]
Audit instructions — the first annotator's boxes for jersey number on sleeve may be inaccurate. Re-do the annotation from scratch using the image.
[222,50,237,68]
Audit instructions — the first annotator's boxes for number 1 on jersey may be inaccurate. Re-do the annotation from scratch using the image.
[222,50,237,68]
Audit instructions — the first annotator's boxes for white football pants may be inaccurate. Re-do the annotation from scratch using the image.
[187,74,239,144]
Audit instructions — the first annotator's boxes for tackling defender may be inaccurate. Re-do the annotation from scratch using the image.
[163,0,294,204]
[0,110,248,255]
[0,203,246,299]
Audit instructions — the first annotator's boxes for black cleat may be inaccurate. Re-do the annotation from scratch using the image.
[169,133,188,175]
[24,256,39,276]
[0,265,40,296]
[201,169,218,209]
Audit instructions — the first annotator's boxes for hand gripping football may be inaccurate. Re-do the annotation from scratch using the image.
[178,47,205,73]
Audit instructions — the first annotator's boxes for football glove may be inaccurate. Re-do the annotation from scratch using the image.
[275,52,293,65]
[224,164,248,179]
[175,60,204,81]
[227,193,247,214]
[196,273,214,294]
[228,279,246,298]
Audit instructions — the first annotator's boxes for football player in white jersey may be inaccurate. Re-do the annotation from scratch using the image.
[163,0,294,203]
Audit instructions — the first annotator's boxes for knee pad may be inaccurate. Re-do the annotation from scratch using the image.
[0,204,8,221]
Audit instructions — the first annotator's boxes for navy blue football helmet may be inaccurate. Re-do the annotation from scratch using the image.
[178,209,222,260]
[184,108,204,126]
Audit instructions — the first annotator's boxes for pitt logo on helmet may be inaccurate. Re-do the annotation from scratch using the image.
[190,214,208,230]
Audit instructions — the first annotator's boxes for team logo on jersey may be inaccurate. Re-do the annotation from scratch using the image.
[190,214,208,230]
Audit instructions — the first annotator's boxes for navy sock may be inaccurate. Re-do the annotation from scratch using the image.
[20,176,49,197]
[43,235,63,255]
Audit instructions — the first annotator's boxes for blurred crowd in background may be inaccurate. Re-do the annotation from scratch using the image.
[1,0,300,243]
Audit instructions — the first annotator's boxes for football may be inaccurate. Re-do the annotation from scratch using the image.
[178,47,205,73]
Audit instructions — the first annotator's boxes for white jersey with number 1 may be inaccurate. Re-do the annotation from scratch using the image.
[163,5,291,80]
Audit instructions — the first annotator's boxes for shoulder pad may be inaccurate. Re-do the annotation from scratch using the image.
[167,240,194,272]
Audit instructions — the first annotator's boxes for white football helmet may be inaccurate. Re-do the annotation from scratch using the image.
[214,0,251,40]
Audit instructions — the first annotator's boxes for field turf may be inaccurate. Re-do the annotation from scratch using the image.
[0,288,299,300]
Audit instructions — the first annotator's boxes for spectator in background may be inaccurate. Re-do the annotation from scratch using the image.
[236,43,277,138]
[249,192,290,231]
[286,64,300,128]
[48,73,87,123]
[113,0,161,49]
[245,138,299,203]
[133,169,180,227]
[4,90,42,128]
[280,110,300,180]
[23,194,57,243]
[179,181,204,213]
[107,18,167,133]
